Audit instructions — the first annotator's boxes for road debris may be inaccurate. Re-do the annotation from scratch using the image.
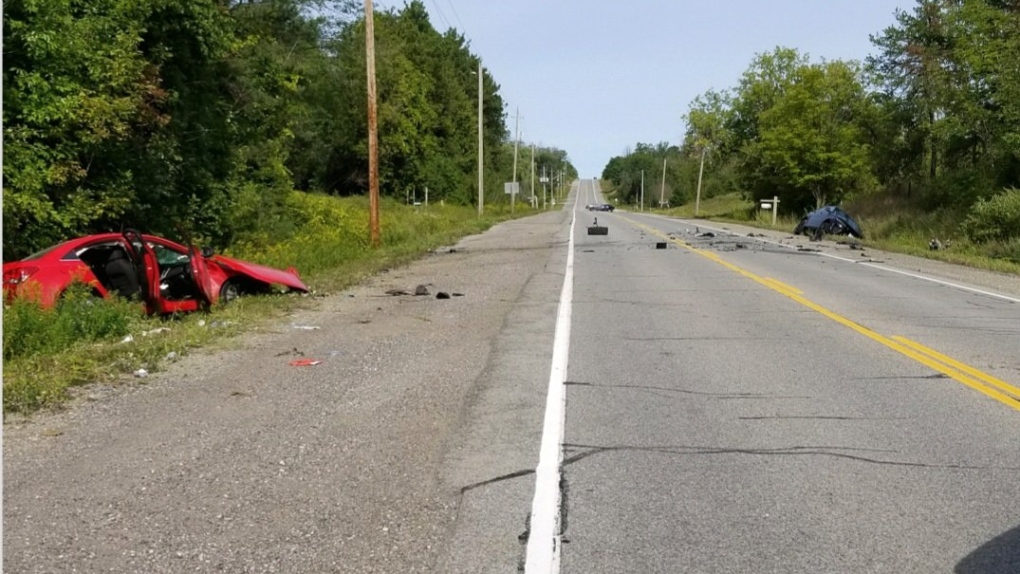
[289,358,322,367]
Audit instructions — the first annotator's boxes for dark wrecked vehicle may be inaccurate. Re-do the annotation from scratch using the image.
[793,206,864,241]
[2,230,308,315]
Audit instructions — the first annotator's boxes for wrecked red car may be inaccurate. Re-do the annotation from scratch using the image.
[3,230,308,315]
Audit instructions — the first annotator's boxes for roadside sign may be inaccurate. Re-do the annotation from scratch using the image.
[504,182,520,195]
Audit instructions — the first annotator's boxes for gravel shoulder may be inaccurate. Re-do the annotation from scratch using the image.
[3,208,572,574]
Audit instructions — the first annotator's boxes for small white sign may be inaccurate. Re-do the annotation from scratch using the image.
[761,202,772,209]
[504,182,520,195]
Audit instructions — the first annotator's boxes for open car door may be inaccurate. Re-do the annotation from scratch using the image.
[189,246,217,306]
[123,230,205,315]
[122,230,159,314]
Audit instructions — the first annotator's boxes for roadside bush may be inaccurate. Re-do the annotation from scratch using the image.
[962,188,1020,243]
[924,168,996,211]
[986,237,1020,264]
[3,284,138,361]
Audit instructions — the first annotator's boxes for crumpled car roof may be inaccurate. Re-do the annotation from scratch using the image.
[797,206,864,239]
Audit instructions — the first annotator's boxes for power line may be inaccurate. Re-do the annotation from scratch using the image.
[426,0,451,31]
[444,0,466,34]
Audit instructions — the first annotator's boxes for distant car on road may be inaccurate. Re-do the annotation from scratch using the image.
[591,203,615,212]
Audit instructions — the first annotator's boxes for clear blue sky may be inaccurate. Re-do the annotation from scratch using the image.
[376,1,917,178]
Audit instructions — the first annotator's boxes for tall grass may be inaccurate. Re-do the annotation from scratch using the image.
[225,193,511,291]
[3,286,144,412]
[662,193,758,222]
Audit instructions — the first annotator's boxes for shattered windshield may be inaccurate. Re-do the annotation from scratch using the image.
[148,242,190,266]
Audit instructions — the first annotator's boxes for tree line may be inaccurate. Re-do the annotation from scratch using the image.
[603,0,1020,244]
[3,0,577,260]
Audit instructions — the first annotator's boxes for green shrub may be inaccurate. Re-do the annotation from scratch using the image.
[962,188,1020,243]
[986,237,1020,263]
[3,284,138,361]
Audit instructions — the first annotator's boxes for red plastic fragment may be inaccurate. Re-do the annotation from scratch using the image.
[289,358,322,367]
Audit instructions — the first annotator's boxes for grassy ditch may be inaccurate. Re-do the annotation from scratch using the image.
[3,193,529,415]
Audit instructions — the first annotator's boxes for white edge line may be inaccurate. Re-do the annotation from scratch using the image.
[674,220,1020,304]
[855,261,1020,303]
[524,184,578,574]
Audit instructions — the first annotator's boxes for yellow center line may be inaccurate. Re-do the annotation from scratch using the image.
[624,218,1020,412]
[891,336,1020,401]
[761,277,804,296]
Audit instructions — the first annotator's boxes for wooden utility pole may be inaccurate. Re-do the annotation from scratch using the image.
[695,146,707,217]
[512,107,520,184]
[477,60,484,217]
[365,0,381,247]
[530,143,536,208]
[512,107,520,215]
[542,165,547,209]
[659,157,668,208]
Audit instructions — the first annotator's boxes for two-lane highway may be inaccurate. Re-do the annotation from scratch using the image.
[5,179,1016,574]
[527,179,1020,573]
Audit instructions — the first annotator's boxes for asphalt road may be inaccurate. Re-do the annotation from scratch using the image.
[562,180,1020,573]
[4,180,1019,573]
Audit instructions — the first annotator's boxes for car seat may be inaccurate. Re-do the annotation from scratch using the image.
[105,248,141,300]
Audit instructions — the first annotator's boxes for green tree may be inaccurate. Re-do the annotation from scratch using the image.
[3,0,159,258]
[601,143,675,205]
[748,60,877,211]
[729,47,808,149]
[865,0,1014,206]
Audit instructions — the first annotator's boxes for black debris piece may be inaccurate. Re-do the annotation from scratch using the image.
[436,292,451,299]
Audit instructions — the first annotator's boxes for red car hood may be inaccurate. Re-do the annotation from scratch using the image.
[211,256,309,293]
